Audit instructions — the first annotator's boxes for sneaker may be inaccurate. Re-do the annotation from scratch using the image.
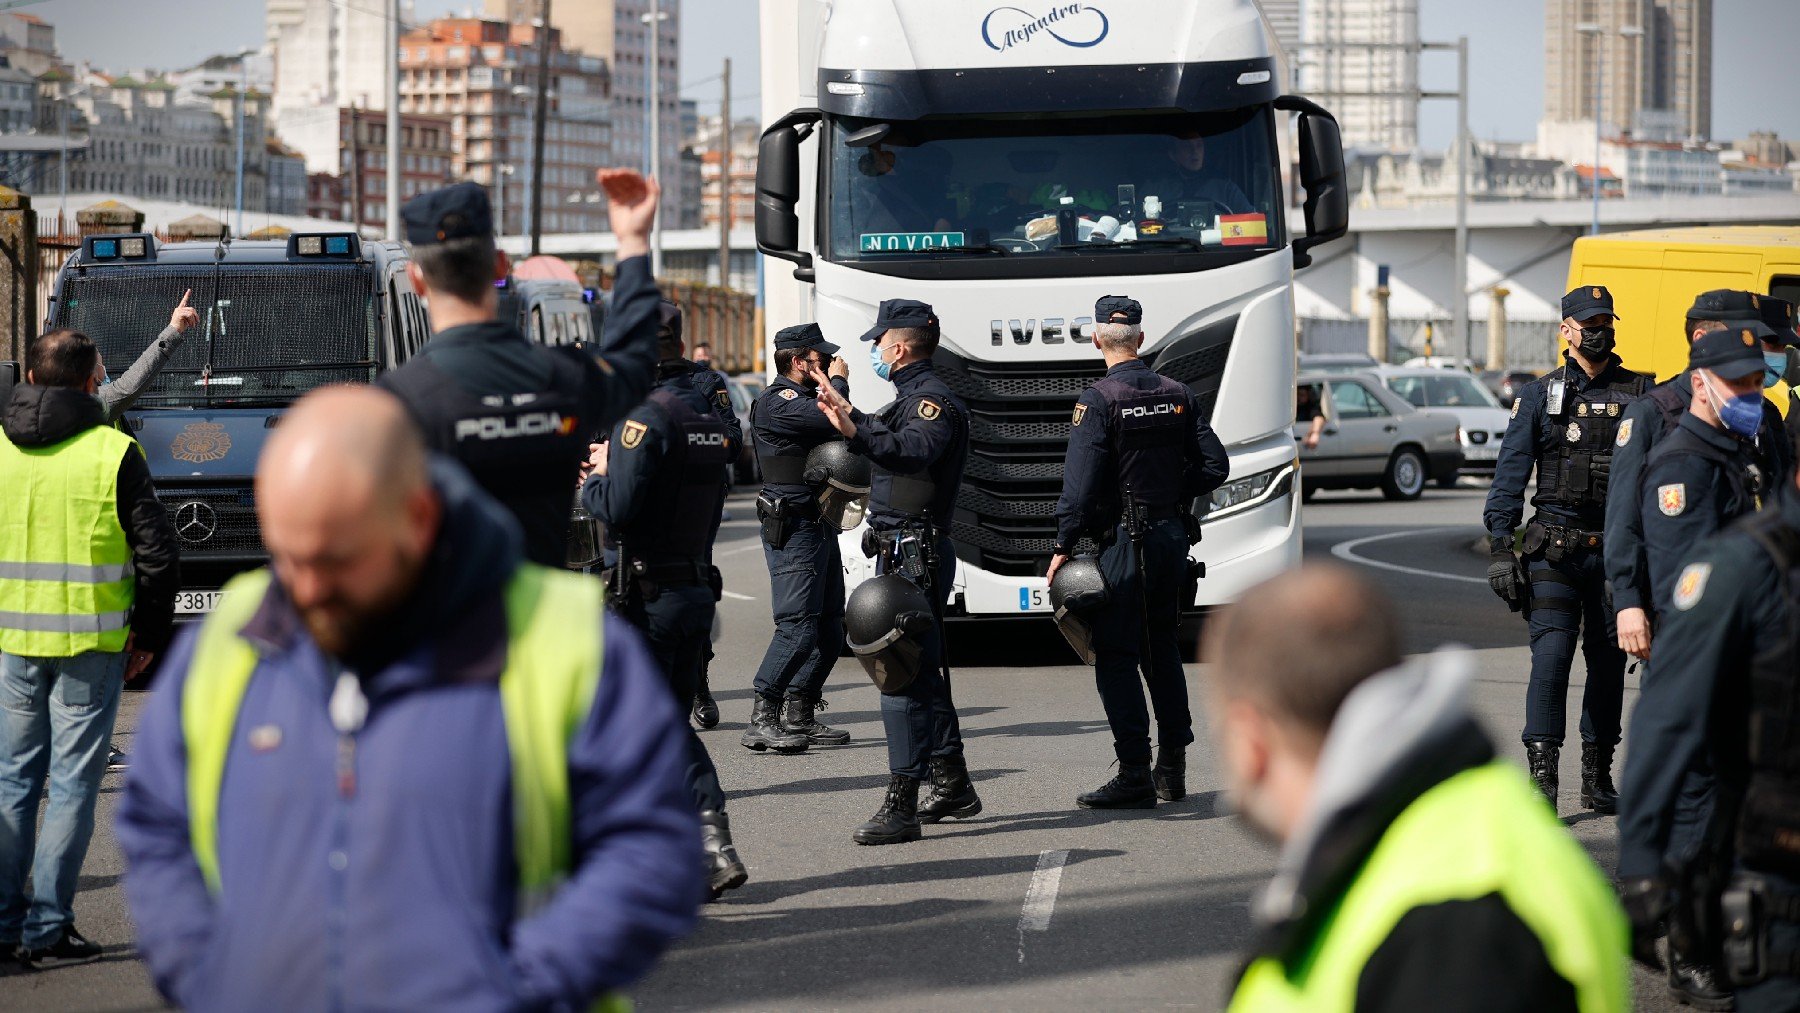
[107,746,129,772]
[21,926,101,968]
[1,941,33,973]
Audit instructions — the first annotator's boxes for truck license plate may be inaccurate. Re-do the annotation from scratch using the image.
[174,590,223,615]
[1018,586,1050,612]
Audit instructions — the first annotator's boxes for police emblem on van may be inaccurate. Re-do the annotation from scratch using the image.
[171,422,232,464]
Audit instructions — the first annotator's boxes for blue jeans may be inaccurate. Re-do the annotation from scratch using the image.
[0,650,126,948]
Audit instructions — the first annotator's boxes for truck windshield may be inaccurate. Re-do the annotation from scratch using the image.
[62,264,379,408]
[826,107,1282,266]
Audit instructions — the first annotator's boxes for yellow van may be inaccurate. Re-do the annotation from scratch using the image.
[1565,226,1800,382]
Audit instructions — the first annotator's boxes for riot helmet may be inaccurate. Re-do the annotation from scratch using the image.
[806,440,872,531]
[845,573,936,693]
[1048,556,1110,665]
[565,490,604,573]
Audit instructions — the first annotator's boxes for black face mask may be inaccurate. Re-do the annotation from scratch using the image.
[1576,324,1615,358]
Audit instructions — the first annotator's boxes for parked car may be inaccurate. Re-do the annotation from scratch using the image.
[1294,371,1463,500]
[1368,366,1513,482]
[1480,368,1539,410]
[1298,352,1380,374]
[1402,355,1482,371]
[725,376,761,485]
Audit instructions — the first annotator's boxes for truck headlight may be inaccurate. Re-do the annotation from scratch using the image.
[1203,463,1295,522]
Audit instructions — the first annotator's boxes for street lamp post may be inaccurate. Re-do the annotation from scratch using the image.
[641,1,670,277]
[1575,21,1643,235]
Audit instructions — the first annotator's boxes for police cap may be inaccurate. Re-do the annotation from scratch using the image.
[774,322,840,357]
[1095,295,1143,325]
[658,300,683,344]
[1758,295,1798,347]
[1687,289,1763,324]
[1560,285,1619,322]
[1689,320,1775,378]
[401,181,493,246]
[861,298,939,343]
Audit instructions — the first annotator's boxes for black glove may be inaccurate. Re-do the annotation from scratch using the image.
[1617,877,1670,971]
[1487,548,1522,610]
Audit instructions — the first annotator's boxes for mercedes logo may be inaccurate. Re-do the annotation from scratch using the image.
[175,501,218,543]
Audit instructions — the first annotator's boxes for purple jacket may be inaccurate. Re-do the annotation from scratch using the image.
[117,461,704,1012]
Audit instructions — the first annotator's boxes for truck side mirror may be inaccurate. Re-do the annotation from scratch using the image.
[756,109,821,282]
[1276,96,1350,270]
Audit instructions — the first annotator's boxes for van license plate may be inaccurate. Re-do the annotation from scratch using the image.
[1018,586,1050,612]
[174,591,223,615]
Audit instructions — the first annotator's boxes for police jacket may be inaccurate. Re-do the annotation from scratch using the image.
[1230,653,1627,1012]
[754,374,851,508]
[1605,374,1793,614]
[1484,354,1648,543]
[1,383,180,653]
[1053,358,1229,553]
[1638,413,1763,620]
[380,254,661,568]
[846,360,968,531]
[676,359,742,452]
[116,460,703,1011]
[1618,484,1800,882]
[582,367,734,567]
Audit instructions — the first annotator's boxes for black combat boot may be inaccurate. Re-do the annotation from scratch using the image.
[781,694,850,746]
[917,756,983,823]
[698,809,748,900]
[853,774,923,846]
[1526,742,1559,807]
[1153,746,1187,802]
[740,695,809,754]
[1077,763,1158,810]
[1666,958,1734,1011]
[1580,741,1618,814]
[691,675,720,730]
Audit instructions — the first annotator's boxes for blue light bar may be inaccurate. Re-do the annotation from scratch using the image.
[82,234,156,262]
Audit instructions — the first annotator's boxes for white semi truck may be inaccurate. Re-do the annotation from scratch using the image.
[756,0,1349,617]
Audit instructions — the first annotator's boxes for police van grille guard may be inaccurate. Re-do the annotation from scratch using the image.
[62,265,379,406]
[932,317,1234,578]
[157,484,264,559]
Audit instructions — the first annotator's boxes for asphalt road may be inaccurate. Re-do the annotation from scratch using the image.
[4,481,1684,1012]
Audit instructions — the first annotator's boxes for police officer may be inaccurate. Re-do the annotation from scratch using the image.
[743,323,854,753]
[1757,296,1800,471]
[580,321,747,899]
[813,299,978,845]
[381,172,661,567]
[1485,285,1649,812]
[1047,295,1228,810]
[1608,290,1796,662]
[655,299,741,730]
[1619,465,1800,1011]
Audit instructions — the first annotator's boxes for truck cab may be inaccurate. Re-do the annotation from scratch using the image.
[45,231,430,616]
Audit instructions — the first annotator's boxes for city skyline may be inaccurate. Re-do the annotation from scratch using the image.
[31,0,1800,154]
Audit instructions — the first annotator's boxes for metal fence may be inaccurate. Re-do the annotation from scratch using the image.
[1299,316,1563,371]
[659,279,760,375]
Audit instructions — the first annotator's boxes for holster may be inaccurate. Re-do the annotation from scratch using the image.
[1722,874,1800,985]
[1183,557,1203,608]
[756,489,792,550]
[1180,508,1203,546]
[708,565,724,603]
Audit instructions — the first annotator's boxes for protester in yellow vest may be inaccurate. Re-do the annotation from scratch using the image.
[117,386,703,1011]
[1,329,178,970]
[1209,566,1629,1013]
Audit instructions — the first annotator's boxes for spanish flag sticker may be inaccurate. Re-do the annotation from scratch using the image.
[1219,213,1268,247]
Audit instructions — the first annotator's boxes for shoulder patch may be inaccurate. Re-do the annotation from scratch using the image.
[620,419,649,450]
[779,388,799,401]
[714,390,731,410]
[1673,562,1711,611]
[1615,418,1634,447]
[1658,483,1686,516]
[1071,402,1087,427]
[917,399,942,420]
[1511,399,1520,419]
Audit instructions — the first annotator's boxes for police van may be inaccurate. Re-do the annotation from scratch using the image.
[45,231,431,616]
[498,275,602,348]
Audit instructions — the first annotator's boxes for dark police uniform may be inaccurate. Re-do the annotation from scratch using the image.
[381,181,657,567]
[747,323,853,749]
[845,301,972,792]
[1619,484,1800,1011]
[1484,285,1648,809]
[1053,295,1229,809]
[1606,290,1796,625]
[580,361,745,896]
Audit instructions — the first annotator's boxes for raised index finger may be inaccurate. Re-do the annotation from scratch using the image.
[178,289,192,308]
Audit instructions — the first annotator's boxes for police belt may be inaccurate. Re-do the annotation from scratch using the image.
[1528,519,1604,554]
[759,453,809,485]
[630,558,713,587]
[1725,874,1800,982]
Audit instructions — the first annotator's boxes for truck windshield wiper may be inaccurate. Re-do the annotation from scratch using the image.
[1055,237,1209,252]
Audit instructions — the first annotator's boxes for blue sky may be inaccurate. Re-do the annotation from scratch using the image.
[40,0,1800,150]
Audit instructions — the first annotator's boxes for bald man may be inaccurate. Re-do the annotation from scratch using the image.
[118,386,704,1012]
[1216,566,1628,1013]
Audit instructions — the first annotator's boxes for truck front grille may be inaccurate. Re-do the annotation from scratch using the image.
[158,485,265,559]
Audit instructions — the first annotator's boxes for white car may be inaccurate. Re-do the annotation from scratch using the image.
[1368,366,1513,482]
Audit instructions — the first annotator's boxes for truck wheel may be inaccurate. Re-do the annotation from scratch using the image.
[1381,447,1427,500]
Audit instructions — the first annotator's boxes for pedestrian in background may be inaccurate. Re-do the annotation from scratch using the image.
[1213,566,1628,1012]
[1,329,178,969]
[118,386,701,1010]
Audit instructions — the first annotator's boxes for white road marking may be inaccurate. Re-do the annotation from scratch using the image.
[721,590,756,601]
[717,542,765,558]
[1329,528,1489,585]
[1017,849,1070,963]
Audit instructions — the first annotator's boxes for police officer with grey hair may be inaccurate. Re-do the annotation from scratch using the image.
[1048,295,1228,810]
